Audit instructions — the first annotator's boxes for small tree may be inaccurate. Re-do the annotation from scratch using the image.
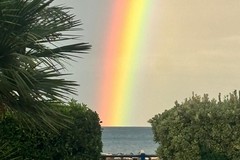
[149,91,240,160]
[0,100,102,159]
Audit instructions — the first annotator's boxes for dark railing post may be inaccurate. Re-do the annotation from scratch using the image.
[140,150,145,160]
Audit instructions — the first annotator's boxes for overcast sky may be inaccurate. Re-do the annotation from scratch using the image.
[53,0,240,126]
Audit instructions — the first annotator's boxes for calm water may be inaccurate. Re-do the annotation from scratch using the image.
[102,127,158,154]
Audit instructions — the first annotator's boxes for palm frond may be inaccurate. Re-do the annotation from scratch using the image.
[0,0,91,130]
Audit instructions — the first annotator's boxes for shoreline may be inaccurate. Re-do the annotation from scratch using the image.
[101,153,159,160]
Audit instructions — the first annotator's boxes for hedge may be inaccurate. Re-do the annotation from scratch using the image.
[149,91,240,160]
[0,100,102,160]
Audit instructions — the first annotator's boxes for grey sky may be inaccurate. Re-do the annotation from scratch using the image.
[53,0,240,126]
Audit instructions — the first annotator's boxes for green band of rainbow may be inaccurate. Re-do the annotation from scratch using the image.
[97,0,151,126]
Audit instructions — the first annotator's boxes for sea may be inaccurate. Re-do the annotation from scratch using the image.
[101,127,158,155]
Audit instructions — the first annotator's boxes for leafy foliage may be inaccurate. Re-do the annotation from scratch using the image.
[0,0,91,129]
[0,140,20,160]
[0,100,102,160]
[149,91,240,160]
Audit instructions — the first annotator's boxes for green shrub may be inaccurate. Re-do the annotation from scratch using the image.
[0,100,102,160]
[149,91,240,160]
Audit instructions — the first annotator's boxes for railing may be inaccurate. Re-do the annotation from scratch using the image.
[101,153,158,160]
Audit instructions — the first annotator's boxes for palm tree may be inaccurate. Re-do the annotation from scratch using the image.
[0,0,91,130]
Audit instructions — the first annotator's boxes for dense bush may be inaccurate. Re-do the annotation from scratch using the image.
[149,91,240,160]
[0,100,102,160]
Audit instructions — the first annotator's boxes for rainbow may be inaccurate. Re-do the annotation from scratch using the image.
[97,0,152,126]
